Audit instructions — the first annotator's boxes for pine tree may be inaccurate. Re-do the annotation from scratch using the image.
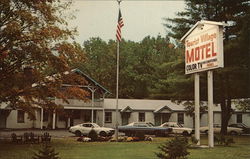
[32,143,60,159]
[163,0,250,135]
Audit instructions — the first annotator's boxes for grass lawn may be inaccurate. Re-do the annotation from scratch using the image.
[0,136,250,159]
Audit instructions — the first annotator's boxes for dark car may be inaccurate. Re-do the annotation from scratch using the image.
[229,123,250,134]
[118,122,172,136]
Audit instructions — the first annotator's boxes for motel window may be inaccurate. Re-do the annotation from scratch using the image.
[139,112,145,122]
[105,112,112,123]
[177,113,184,124]
[236,114,242,123]
[17,110,25,123]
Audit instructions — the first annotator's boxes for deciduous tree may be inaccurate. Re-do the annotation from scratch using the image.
[0,0,87,118]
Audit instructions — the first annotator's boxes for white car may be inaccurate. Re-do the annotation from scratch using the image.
[200,124,244,135]
[69,123,115,137]
[160,122,193,136]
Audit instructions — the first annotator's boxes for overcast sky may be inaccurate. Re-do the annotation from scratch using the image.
[68,0,185,43]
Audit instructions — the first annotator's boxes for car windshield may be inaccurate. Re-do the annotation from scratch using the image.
[240,123,247,128]
[177,123,183,127]
[127,122,153,127]
[147,122,154,127]
[127,123,135,126]
[91,123,100,128]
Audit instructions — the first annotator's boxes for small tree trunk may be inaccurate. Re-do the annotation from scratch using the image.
[220,99,232,135]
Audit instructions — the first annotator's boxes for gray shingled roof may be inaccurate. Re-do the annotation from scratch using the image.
[104,99,186,111]
[103,99,247,112]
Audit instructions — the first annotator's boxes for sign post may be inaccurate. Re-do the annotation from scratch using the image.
[194,73,200,145]
[181,20,227,148]
[207,70,214,147]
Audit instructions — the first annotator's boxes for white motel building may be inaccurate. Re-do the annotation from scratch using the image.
[0,69,249,129]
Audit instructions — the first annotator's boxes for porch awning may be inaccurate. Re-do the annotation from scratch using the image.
[154,105,173,113]
[120,106,133,113]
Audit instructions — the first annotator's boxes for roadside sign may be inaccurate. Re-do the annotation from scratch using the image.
[182,21,224,74]
[181,20,227,148]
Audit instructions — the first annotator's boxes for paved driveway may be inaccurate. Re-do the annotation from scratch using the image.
[0,129,73,138]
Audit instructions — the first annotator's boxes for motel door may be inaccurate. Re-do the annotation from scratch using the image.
[162,113,171,123]
[121,113,130,125]
[154,113,171,126]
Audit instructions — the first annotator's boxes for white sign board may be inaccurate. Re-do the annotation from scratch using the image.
[184,25,224,74]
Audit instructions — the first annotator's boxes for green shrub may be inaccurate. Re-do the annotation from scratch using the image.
[32,143,60,159]
[88,129,98,141]
[214,135,235,146]
[190,136,199,145]
[155,137,190,159]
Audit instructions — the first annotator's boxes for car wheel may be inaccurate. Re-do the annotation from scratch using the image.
[182,131,189,136]
[230,131,238,136]
[75,130,82,137]
[99,131,107,137]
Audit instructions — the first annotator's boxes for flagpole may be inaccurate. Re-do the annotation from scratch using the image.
[115,0,122,141]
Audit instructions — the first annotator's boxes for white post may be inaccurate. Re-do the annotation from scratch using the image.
[52,110,56,130]
[194,73,200,145]
[208,70,214,147]
[67,117,70,128]
[91,89,95,123]
[115,39,120,141]
[40,108,44,129]
[102,94,105,127]
[160,114,162,125]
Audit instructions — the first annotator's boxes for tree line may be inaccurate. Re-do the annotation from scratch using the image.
[75,0,250,134]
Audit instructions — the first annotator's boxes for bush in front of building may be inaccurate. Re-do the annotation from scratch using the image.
[155,136,190,159]
[88,129,98,142]
[214,135,235,146]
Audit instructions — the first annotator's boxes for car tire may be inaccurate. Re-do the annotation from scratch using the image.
[230,131,238,136]
[75,130,82,137]
[99,131,107,137]
[182,131,189,136]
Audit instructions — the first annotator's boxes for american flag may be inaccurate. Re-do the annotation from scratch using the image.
[116,9,124,42]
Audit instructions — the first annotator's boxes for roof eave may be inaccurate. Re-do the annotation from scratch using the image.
[72,68,111,94]
[180,20,228,41]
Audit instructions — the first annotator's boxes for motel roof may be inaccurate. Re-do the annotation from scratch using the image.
[103,98,247,113]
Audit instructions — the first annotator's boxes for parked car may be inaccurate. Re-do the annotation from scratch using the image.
[69,123,115,137]
[228,123,250,134]
[160,122,193,136]
[200,124,244,135]
[118,122,172,136]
